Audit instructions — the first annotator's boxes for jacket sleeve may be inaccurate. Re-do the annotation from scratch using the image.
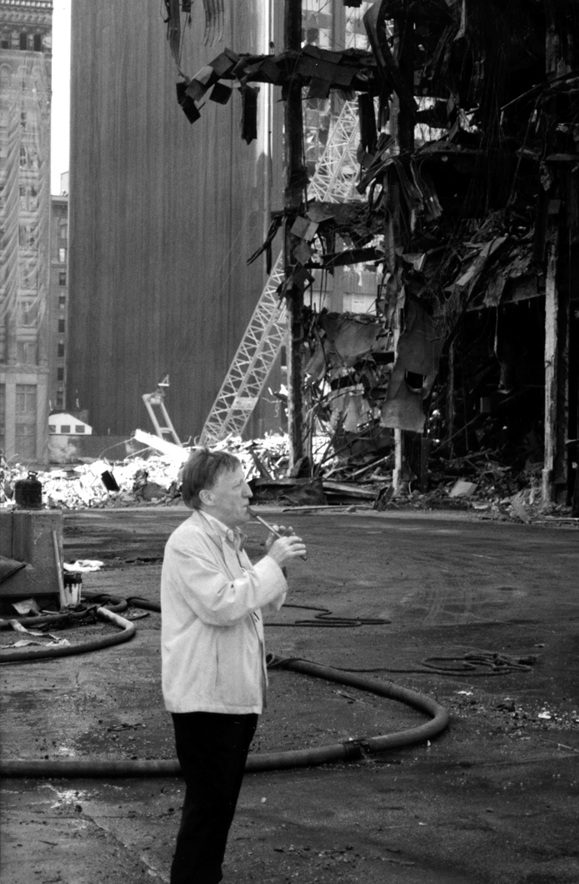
[164,532,287,627]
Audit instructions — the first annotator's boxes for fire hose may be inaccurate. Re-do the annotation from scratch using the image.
[0,594,450,777]
[0,652,449,778]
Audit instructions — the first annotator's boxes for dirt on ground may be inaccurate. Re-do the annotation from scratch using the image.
[1,505,579,884]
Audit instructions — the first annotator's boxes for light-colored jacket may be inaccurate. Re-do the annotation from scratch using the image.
[161,509,287,715]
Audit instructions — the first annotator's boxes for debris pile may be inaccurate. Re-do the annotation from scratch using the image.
[0,435,293,511]
[0,453,181,511]
[452,691,579,735]
[1,434,576,522]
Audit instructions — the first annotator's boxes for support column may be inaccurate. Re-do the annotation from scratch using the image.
[542,226,559,503]
[390,11,414,491]
[284,0,306,470]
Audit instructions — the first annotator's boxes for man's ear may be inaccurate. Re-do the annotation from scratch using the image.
[199,488,213,506]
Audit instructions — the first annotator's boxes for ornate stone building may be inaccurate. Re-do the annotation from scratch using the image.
[0,0,52,462]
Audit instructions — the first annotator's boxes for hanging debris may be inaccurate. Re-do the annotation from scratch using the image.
[160,1,579,508]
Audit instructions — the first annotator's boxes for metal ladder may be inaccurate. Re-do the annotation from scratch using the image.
[200,100,362,446]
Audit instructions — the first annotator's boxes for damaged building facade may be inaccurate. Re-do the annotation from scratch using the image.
[359,0,579,509]
[67,0,578,510]
[353,0,579,511]
[197,0,578,509]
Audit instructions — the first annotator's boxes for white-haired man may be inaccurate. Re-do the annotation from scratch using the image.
[161,447,306,884]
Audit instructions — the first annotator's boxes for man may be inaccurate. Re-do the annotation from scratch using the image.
[161,448,306,884]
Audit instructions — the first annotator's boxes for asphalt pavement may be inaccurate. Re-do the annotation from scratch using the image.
[1,505,578,884]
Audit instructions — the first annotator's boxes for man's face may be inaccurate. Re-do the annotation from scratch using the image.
[202,466,253,530]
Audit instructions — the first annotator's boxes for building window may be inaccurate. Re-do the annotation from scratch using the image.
[58,319,65,333]
[19,32,28,50]
[15,384,37,459]
[57,368,64,380]
[57,343,65,357]
[60,223,67,239]
[18,301,37,326]
[75,425,85,434]
[16,384,37,414]
[33,34,42,52]
[0,65,10,90]
[15,424,36,458]
[58,247,66,263]
[60,425,71,434]
[59,271,66,286]
[58,295,66,308]
[49,424,56,434]
[16,341,37,364]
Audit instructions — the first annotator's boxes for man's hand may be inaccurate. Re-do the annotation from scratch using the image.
[266,526,307,567]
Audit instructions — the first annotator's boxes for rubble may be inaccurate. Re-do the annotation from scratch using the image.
[452,691,579,735]
[0,452,183,511]
[0,435,294,511]
[1,433,576,523]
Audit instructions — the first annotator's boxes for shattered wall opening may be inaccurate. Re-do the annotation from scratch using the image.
[437,300,546,470]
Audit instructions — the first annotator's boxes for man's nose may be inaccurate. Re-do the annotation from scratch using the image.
[243,483,253,498]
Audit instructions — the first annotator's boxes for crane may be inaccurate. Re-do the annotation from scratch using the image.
[200,100,363,446]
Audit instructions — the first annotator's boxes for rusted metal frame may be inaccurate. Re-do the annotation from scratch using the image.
[363,0,417,125]
[569,173,579,515]
[542,158,575,505]
[379,5,416,492]
[284,0,307,470]
[542,205,560,504]
[164,0,181,65]
[554,170,573,507]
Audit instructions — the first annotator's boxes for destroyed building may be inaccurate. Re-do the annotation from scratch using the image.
[189,0,579,509]
[65,0,578,511]
[351,0,579,511]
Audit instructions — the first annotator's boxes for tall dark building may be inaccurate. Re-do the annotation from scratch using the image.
[67,1,284,440]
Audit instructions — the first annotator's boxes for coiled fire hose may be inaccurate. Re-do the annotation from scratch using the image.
[0,593,450,777]
[0,653,449,778]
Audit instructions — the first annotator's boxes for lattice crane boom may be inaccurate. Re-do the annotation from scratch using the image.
[199,253,287,445]
[200,101,362,446]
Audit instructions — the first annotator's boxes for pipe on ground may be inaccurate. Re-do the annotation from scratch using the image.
[0,656,449,777]
[0,607,135,664]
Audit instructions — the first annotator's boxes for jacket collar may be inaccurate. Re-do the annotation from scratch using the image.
[192,508,246,550]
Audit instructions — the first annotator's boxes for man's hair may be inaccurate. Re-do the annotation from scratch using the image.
[180,448,241,509]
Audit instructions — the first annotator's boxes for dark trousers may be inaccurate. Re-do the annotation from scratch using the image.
[170,711,258,884]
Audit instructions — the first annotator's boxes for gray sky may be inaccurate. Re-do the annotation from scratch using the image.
[51,0,71,194]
